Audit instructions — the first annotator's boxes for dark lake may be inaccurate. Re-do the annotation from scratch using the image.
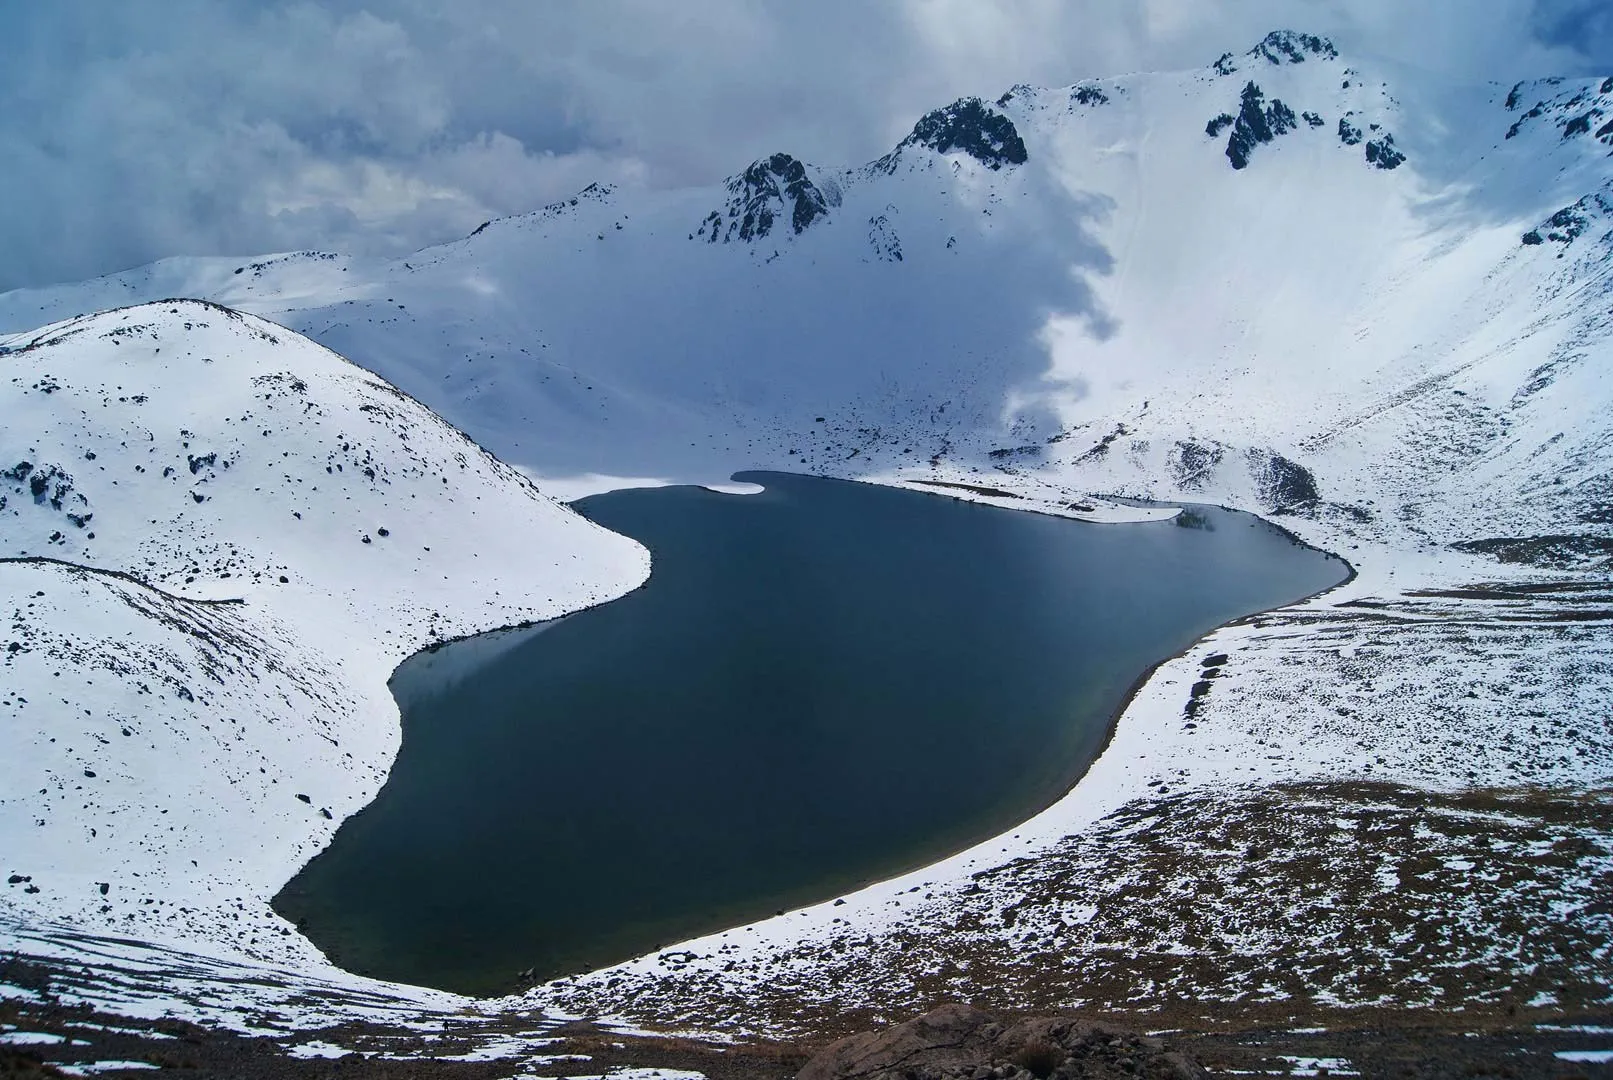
[273,472,1348,995]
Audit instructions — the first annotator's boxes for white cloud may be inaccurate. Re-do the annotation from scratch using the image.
[0,0,1605,292]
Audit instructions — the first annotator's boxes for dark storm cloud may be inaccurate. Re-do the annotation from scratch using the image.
[0,1,1607,292]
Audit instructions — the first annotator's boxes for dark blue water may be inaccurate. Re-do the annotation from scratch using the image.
[273,472,1348,995]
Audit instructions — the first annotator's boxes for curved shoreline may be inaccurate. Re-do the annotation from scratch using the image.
[294,468,1353,997]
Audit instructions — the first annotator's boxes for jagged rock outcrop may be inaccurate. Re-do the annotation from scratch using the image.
[1522,182,1613,246]
[3,460,90,543]
[1213,30,1338,76]
[867,211,903,262]
[1505,76,1613,144]
[1337,112,1407,169]
[881,97,1029,172]
[1249,30,1339,65]
[1224,81,1298,169]
[1365,133,1406,169]
[696,153,833,244]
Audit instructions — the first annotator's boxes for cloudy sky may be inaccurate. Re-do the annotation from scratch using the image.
[2,0,1609,292]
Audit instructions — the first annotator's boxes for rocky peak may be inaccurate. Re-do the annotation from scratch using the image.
[1251,30,1338,64]
[881,97,1028,172]
[1215,30,1337,76]
[695,152,833,244]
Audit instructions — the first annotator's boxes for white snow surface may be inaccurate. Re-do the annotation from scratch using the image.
[1,31,1611,1028]
[0,302,647,1011]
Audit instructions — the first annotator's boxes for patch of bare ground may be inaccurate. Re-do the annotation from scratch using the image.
[541,784,1613,1040]
[0,955,808,1079]
[7,976,1613,1078]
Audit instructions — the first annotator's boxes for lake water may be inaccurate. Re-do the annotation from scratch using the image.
[272,472,1349,995]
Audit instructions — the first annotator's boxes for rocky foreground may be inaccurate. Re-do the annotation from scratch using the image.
[5,954,1613,1080]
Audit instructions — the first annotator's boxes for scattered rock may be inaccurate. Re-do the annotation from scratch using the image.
[797,1004,1204,1080]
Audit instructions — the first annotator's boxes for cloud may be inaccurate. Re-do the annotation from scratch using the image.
[0,0,1607,292]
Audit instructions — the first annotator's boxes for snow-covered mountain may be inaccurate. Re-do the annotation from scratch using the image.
[2,29,1611,1033]
[3,30,1609,553]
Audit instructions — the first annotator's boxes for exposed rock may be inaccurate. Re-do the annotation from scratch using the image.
[697,153,831,244]
[1364,133,1406,169]
[7,462,82,519]
[883,97,1028,172]
[1248,30,1338,65]
[1452,534,1613,569]
[996,84,1035,108]
[1338,113,1364,146]
[1224,82,1298,169]
[867,212,903,262]
[1213,30,1337,76]
[797,1004,1205,1080]
[1522,184,1613,246]
[1563,111,1598,138]
[1070,85,1109,107]
[1507,103,1547,139]
[1169,440,1224,491]
[1503,77,1613,143]
[1248,449,1320,511]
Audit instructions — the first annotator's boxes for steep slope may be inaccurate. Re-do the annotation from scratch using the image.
[0,301,647,993]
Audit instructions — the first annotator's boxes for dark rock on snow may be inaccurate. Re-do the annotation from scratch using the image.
[1364,134,1406,169]
[797,1004,1205,1080]
[1224,82,1297,169]
[698,153,833,244]
[1248,449,1320,511]
[1248,30,1338,66]
[895,98,1029,171]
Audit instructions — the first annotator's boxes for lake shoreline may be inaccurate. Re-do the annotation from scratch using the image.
[277,469,1348,996]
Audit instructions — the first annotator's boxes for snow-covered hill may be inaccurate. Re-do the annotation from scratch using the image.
[2,29,1611,1036]
[0,301,647,998]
